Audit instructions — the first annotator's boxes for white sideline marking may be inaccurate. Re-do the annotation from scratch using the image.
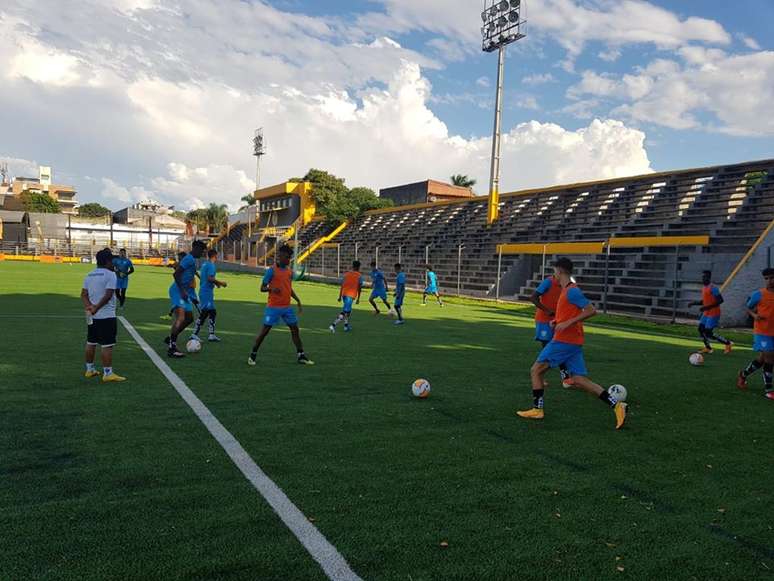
[118,316,362,581]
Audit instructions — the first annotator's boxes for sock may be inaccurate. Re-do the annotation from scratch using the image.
[297,350,305,359]
[559,365,570,380]
[742,360,762,378]
[86,363,96,372]
[250,346,258,360]
[193,316,204,336]
[103,367,113,376]
[764,364,773,389]
[599,390,618,407]
[708,330,731,346]
[208,311,216,335]
[533,389,545,409]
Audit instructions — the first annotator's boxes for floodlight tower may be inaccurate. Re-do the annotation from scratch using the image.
[253,128,266,190]
[481,0,526,224]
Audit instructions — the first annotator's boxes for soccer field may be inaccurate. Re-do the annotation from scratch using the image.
[2,262,772,580]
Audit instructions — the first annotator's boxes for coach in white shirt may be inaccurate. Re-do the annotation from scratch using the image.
[81,248,126,382]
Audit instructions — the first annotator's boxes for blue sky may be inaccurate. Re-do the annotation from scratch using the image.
[0,0,772,210]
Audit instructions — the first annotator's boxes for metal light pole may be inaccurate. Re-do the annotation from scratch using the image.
[253,128,266,190]
[481,0,527,225]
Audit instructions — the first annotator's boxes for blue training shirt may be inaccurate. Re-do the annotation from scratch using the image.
[113,257,133,277]
[396,272,406,298]
[371,269,386,291]
[748,290,762,309]
[178,253,197,286]
[566,286,591,309]
[427,271,438,287]
[535,278,552,296]
[200,261,216,293]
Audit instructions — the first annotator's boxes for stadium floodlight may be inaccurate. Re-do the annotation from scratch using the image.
[253,128,266,189]
[480,0,527,224]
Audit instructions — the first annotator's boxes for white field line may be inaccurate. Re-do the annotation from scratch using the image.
[118,316,362,581]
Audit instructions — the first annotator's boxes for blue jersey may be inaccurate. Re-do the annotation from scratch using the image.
[427,271,438,288]
[200,261,216,293]
[371,269,386,291]
[112,257,133,278]
[178,253,197,286]
[395,272,406,298]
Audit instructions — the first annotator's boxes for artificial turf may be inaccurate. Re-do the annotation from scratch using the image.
[1,261,772,580]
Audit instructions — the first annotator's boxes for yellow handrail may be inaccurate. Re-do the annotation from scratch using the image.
[721,217,774,292]
[297,221,348,264]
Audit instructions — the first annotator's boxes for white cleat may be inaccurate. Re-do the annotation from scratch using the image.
[247,357,256,366]
[208,334,221,342]
[394,320,405,325]
[329,325,336,334]
[189,334,201,342]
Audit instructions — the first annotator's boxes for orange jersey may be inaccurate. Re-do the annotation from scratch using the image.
[751,288,774,336]
[535,277,562,323]
[341,271,362,299]
[702,284,722,318]
[553,284,590,345]
[265,265,293,307]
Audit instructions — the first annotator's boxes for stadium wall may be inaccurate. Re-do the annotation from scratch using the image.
[720,219,774,327]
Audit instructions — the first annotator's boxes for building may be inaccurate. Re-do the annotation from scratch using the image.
[379,179,476,207]
[9,166,79,215]
[244,181,315,230]
[113,199,186,229]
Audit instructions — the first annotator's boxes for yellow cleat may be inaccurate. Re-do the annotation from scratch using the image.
[614,402,627,430]
[102,373,127,383]
[724,342,733,355]
[84,370,100,379]
[516,408,544,420]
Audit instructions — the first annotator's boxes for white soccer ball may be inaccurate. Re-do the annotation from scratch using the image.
[186,338,202,353]
[608,384,628,402]
[411,378,431,399]
[689,352,704,366]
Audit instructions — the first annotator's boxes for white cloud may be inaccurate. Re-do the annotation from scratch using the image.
[100,178,152,204]
[149,163,255,211]
[523,73,556,85]
[569,51,774,135]
[9,41,82,86]
[476,76,491,88]
[0,156,39,180]
[741,35,761,51]
[515,96,541,111]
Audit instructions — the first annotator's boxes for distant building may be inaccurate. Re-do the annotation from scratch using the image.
[379,179,476,207]
[113,199,186,229]
[9,166,79,215]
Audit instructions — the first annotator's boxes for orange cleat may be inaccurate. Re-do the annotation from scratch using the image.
[517,408,544,420]
[700,347,714,354]
[724,342,734,355]
[737,372,748,390]
[614,402,627,430]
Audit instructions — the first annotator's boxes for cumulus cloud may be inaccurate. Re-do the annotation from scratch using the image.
[0,0,654,211]
[0,156,39,179]
[568,50,774,135]
[523,73,556,85]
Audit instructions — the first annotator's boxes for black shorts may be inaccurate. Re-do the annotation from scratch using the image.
[87,317,118,347]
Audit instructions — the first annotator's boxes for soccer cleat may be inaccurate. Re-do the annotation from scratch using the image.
[84,369,100,378]
[102,373,127,383]
[765,390,774,400]
[700,347,714,354]
[372,310,381,316]
[208,334,221,342]
[614,402,627,430]
[421,303,427,307]
[329,324,336,334]
[516,408,544,420]
[163,336,171,346]
[394,319,405,325]
[168,348,185,358]
[737,372,748,390]
[189,334,200,342]
[247,357,256,366]
[724,342,733,355]
[562,377,575,389]
[297,354,315,365]
[344,325,351,332]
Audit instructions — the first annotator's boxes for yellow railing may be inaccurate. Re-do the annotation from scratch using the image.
[497,235,710,255]
[296,221,348,264]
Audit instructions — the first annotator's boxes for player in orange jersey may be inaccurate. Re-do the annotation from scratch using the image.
[247,245,313,366]
[330,261,364,333]
[517,258,627,430]
[688,270,733,354]
[531,274,570,387]
[737,267,774,399]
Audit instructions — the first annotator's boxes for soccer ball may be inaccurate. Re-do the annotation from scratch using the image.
[689,352,704,366]
[186,338,202,353]
[411,379,431,399]
[608,384,628,402]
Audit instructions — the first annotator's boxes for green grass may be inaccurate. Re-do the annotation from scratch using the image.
[1,262,772,580]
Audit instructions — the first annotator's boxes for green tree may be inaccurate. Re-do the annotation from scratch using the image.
[299,169,391,226]
[206,203,229,233]
[77,202,111,218]
[186,208,209,231]
[20,191,60,213]
[450,174,476,188]
[241,194,256,206]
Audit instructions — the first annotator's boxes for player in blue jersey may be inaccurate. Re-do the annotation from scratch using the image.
[422,264,443,307]
[368,261,392,315]
[112,248,134,308]
[191,249,227,342]
[394,263,406,325]
[165,240,206,358]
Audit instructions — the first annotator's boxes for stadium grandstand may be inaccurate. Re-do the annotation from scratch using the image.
[220,158,774,323]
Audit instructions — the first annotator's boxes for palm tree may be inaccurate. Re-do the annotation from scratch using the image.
[205,203,229,233]
[450,174,477,188]
[241,194,256,206]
